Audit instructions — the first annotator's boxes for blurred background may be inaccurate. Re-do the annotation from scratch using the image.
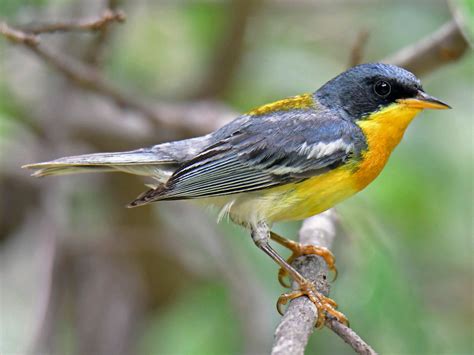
[0,0,472,354]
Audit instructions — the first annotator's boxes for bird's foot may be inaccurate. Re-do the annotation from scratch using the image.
[273,237,337,288]
[276,279,348,328]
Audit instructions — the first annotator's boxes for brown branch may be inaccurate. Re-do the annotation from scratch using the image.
[271,210,377,355]
[0,22,38,45]
[83,1,124,66]
[326,318,377,355]
[384,20,470,77]
[348,29,370,67]
[17,9,125,35]
[195,0,262,99]
[0,22,234,136]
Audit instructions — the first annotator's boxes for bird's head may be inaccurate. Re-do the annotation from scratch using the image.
[315,63,450,122]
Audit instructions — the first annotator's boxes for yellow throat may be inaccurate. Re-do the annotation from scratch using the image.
[353,103,423,190]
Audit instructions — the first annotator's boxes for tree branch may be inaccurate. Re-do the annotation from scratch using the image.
[0,21,234,136]
[271,210,377,355]
[195,0,262,99]
[17,9,125,34]
[348,29,370,67]
[83,1,124,66]
[385,20,469,76]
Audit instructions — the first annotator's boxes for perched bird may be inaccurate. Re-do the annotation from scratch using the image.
[24,63,450,326]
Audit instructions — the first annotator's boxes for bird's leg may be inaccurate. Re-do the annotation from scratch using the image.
[270,231,337,288]
[250,222,347,327]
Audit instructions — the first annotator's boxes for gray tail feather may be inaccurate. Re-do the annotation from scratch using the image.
[22,148,178,180]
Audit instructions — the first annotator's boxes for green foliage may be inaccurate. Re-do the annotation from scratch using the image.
[139,284,240,355]
[454,0,474,43]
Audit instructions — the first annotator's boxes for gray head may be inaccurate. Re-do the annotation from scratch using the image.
[315,63,449,120]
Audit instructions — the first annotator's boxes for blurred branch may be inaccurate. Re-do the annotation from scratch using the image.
[348,29,370,67]
[271,210,377,355]
[0,21,233,136]
[0,22,158,121]
[195,0,262,99]
[17,9,125,34]
[0,22,38,45]
[83,1,124,66]
[385,20,470,76]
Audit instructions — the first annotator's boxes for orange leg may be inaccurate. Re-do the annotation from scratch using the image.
[270,231,338,288]
[251,224,347,327]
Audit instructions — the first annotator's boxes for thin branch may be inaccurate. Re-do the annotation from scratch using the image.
[348,29,370,67]
[384,20,469,76]
[0,22,38,45]
[195,0,262,99]
[0,21,234,136]
[18,9,125,35]
[83,1,124,66]
[272,210,377,355]
[326,318,377,355]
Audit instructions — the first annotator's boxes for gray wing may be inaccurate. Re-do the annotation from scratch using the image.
[129,109,366,205]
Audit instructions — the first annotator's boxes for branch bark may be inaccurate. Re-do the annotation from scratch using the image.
[272,210,377,355]
[17,9,125,34]
[385,20,469,76]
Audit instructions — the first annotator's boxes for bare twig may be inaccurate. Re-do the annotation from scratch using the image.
[83,1,124,66]
[272,210,377,355]
[326,318,377,355]
[385,20,469,76]
[18,9,125,34]
[348,29,370,67]
[0,21,234,136]
[0,22,38,45]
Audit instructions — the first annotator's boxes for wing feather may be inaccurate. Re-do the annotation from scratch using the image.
[129,106,366,205]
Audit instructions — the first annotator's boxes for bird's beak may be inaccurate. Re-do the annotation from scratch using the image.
[397,90,451,110]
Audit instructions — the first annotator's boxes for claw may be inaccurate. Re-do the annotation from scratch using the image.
[278,268,292,288]
[276,240,338,287]
[276,280,348,328]
[276,290,304,315]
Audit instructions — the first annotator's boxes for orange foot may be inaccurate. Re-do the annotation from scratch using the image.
[270,232,337,288]
[277,280,348,328]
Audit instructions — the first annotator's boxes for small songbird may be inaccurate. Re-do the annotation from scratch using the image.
[24,63,450,326]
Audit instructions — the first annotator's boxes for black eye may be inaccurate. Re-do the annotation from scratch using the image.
[374,80,391,97]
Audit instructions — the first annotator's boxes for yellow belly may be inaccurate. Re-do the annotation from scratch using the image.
[211,104,423,225]
[264,166,357,221]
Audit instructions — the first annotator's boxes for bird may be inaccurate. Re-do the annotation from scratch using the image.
[23,63,450,327]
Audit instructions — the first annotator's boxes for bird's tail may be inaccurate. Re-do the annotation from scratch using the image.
[22,147,178,182]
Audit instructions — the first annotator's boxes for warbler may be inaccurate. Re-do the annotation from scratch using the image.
[24,63,450,326]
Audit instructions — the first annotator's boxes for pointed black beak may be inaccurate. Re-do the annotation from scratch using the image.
[397,90,451,110]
